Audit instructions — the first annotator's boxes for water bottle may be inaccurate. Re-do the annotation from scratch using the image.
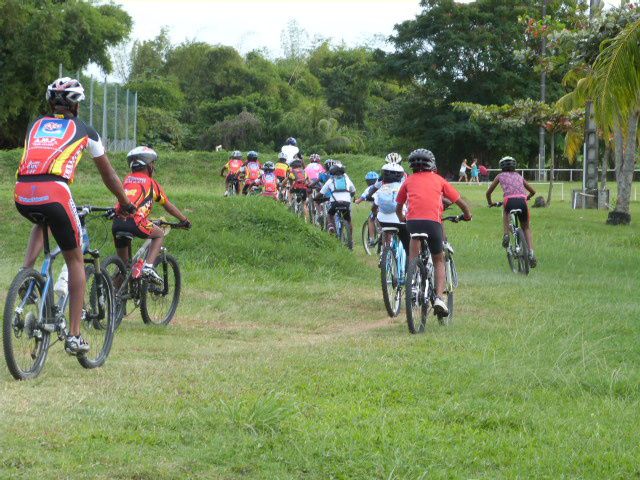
[81,227,90,253]
[132,258,144,279]
[54,264,69,297]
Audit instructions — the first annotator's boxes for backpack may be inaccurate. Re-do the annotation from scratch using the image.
[376,184,399,215]
[332,176,348,193]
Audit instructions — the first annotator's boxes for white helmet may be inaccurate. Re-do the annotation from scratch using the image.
[381,163,404,174]
[385,152,402,164]
[46,77,85,106]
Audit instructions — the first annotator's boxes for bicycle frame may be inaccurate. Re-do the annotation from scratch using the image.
[381,227,406,281]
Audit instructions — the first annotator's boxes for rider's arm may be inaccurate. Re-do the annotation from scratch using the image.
[93,154,131,207]
[220,164,228,177]
[395,182,408,222]
[523,179,536,200]
[486,177,500,205]
[163,200,189,223]
[454,197,472,221]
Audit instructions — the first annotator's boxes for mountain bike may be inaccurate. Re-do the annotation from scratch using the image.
[289,190,307,219]
[361,213,381,256]
[3,206,115,380]
[225,175,239,196]
[333,202,353,250]
[102,220,186,329]
[405,214,465,334]
[379,226,406,317]
[491,202,530,275]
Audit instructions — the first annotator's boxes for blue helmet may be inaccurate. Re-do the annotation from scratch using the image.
[285,137,297,146]
[365,171,379,186]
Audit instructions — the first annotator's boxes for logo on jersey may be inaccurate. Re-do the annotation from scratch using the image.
[35,119,69,139]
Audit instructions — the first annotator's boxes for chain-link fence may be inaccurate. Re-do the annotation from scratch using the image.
[60,65,137,152]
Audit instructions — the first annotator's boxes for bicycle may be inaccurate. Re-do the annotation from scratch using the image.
[225,175,239,197]
[333,202,353,250]
[361,213,381,256]
[3,206,115,380]
[490,202,530,275]
[289,190,307,219]
[379,226,406,317]
[102,219,186,329]
[405,214,465,334]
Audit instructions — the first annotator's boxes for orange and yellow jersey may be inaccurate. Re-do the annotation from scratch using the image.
[224,159,244,175]
[242,161,262,181]
[289,167,307,189]
[122,171,168,223]
[274,161,290,179]
[17,114,105,183]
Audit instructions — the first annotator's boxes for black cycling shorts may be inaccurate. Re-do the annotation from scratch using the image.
[328,201,351,222]
[504,197,529,224]
[406,219,444,255]
[112,217,150,248]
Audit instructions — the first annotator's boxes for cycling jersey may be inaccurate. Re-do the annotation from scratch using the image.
[17,114,104,183]
[274,161,290,179]
[304,163,325,183]
[373,182,402,223]
[242,161,262,182]
[396,171,460,223]
[289,167,307,190]
[258,172,278,198]
[320,174,356,203]
[224,159,244,175]
[121,171,168,233]
[281,145,299,164]
[497,172,527,199]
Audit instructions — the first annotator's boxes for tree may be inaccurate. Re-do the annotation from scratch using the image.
[129,28,172,81]
[0,0,132,147]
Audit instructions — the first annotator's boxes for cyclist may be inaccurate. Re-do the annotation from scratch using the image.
[354,171,380,245]
[239,150,262,195]
[320,162,356,235]
[220,150,244,196]
[304,153,325,186]
[112,146,191,282]
[274,152,290,202]
[486,156,537,267]
[14,77,135,355]
[374,163,410,254]
[256,161,279,200]
[395,149,472,317]
[281,137,299,164]
[309,159,334,216]
[288,157,309,213]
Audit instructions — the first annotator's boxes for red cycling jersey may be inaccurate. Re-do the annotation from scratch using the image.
[121,171,168,233]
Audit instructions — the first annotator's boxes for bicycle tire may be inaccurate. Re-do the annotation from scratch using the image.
[141,253,181,325]
[516,229,530,275]
[3,268,50,380]
[405,257,428,334]
[78,265,115,369]
[340,218,353,250]
[102,255,128,329]
[362,219,372,255]
[380,247,401,317]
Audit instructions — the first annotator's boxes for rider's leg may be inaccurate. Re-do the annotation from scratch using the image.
[433,252,446,298]
[61,246,86,337]
[22,224,45,268]
[522,217,534,250]
[408,238,421,261]
[368,211,376,241]
[144,225,165,265]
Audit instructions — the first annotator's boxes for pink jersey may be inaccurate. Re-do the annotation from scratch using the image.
[305,163,325,182]
[497,172,527,198]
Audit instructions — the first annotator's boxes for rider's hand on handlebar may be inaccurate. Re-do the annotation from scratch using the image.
[116,202,137,216]
[177,219,192,230]
[462,213,472,222]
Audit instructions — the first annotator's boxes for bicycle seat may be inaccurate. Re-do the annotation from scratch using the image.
[410,233,430,239]
[114,231,135,240]
[509,209,522,214]
[381,227,399,233]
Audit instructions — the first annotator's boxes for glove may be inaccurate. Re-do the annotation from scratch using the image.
[178,219,192,230]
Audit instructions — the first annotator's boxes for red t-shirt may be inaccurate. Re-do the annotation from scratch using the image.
[396,171,460,223]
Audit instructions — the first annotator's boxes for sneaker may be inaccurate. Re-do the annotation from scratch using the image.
[433,297,449,317]
[501,234,510,248]
[224,191,229,197]
[65,335,90,355]
[368,239,376,247]
[528,252,537,268]
[142,265,163,284]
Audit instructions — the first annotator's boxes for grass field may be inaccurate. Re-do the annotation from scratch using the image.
[1,150,639,479]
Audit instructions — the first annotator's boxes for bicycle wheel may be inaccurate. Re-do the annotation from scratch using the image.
[141,253,181,325]
[3,268,50,380]
[380,247,401,317]
[340,218,353,250]
[362,219,372,255]
[405,257,428,334]
[516,229,530,275]
[102,255,128,329]
[78,265,115,369]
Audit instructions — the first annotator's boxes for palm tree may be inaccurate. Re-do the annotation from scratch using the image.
[558,18,640,224]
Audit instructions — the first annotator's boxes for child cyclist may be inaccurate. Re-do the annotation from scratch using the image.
[113,147,191,283]
[395,149,472,317]
[220,150,244,195]
[239,151,262,195]
[486,155,537,267]
[374,163,410,254]
[319,162,357,237]
[255,161,279,200]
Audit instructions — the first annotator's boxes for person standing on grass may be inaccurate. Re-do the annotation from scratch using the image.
[479,163,489,182]
[396,149,472,317]
[470,159,480,184]
[486,156,537,268]
[458,159,469,182]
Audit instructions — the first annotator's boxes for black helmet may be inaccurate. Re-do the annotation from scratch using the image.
[290,159,303,169]
[285,137,297,146]
[127,146,158,171]
[408,149,436,172]
[247,150,258,161]
[499,156,516,171]
[329,162,345,176]
[263,161,275,172]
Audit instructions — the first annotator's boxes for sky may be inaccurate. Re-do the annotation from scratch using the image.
[91,0,623,79]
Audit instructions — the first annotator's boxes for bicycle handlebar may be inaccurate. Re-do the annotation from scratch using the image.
[77,205,116,219]
[442,214,468,223]
[153,220,190,229]
[489,202,503,208]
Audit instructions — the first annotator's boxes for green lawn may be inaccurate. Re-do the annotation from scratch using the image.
[1,150,639,479]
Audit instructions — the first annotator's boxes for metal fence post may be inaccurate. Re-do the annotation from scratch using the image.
[125,90,130,149]
[89,77,94,126]
[102,77,108,145]
[114,84,118,148]
[133,92,138,146]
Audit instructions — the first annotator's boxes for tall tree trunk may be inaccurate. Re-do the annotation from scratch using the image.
[600,141,610,190]
[547,131,555,206]
[607,110,639,225]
